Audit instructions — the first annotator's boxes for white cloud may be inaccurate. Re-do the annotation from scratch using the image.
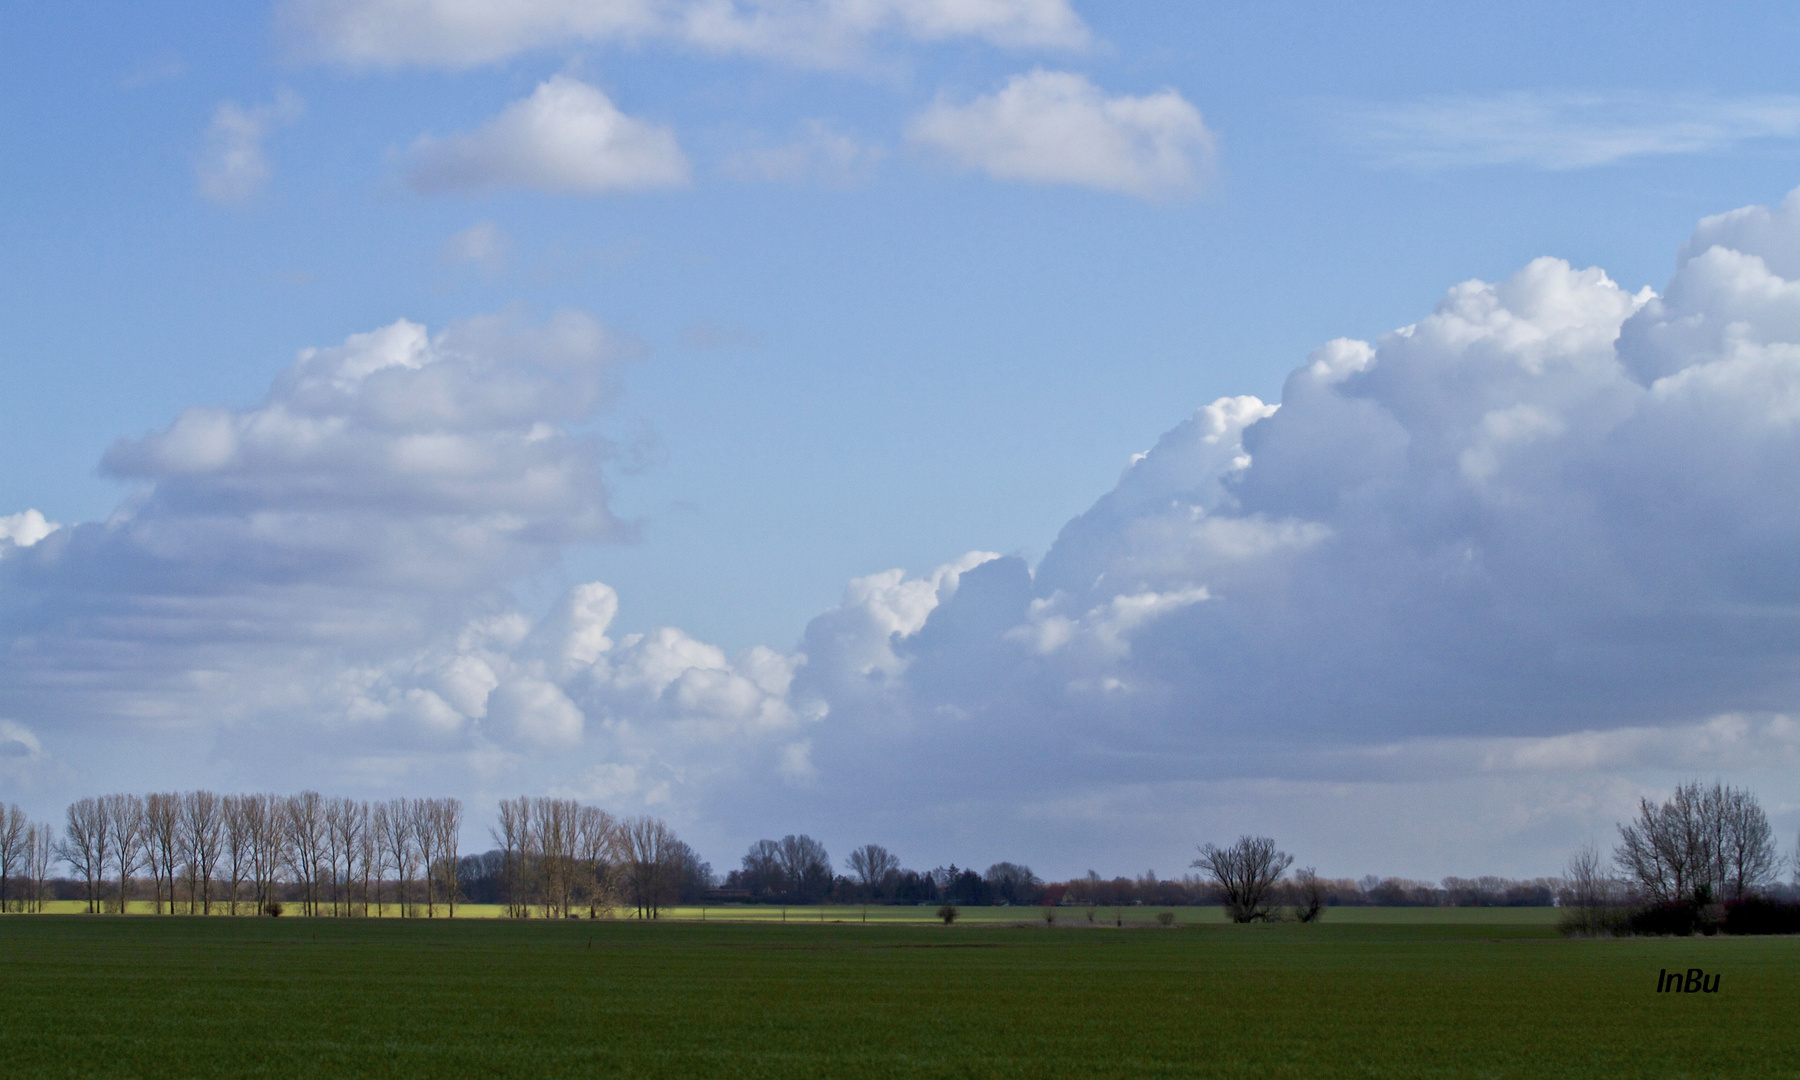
[1341,91,1800,170]
[0,510,57,549]
[195,90,304,203]
[0,309,637,755]
[907,70,1214,199]
[403,77,690,196]
[26,186,1800,879]
[280,0,1088,70]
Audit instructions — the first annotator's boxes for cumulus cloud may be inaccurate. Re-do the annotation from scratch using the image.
[22,185,1800,879]
[403,77,689,196]
[908,70,1213,198]
[0,309,638,743]
[1342,91,1800,170]
[0,510,57,549]
[195,90,304,203]
[280,0,1089,70]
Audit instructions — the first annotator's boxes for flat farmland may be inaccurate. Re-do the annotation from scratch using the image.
[0,915,1790,1078]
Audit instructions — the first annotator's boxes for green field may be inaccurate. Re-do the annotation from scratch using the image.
[0,913,1789,1078]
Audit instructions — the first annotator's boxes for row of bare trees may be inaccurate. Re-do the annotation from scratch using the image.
[49,791,464,917]
[1562,780,1784,934]
[489,797,693,919]
[0,804,56,912]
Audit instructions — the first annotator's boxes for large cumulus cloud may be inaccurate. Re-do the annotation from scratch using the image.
[13,189,1800,876]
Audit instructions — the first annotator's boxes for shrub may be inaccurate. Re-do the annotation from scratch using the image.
[1627,901,1705,936]
[1156,911,1176,927]
[936,904,958,925]
[1724,896,1800,935]
[263,901,284,917]
[1041,905,1055,925]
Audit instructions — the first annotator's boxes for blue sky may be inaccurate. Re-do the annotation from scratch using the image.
[7,0,1800,880]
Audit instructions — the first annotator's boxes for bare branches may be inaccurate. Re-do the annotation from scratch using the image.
[1193,835,1292,923]
[1615,781,1778,905]
[1290,866,1324,923]
[618,816,680,919]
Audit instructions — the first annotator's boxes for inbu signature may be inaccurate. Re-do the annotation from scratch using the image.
[1656,968,1721,994]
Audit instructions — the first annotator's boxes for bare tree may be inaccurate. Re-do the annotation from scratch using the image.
[380,799,418,917]
[25,821,54,913]
[143,793,180,914]
[222,795,251,916]
[530,798,577,918]
[358,807,377,917]
[1290,866,1325,923]
[410,799,439,917]
[576,804,618,918]
[285,792,327,916]
[181,791,224,914]
[740,839,783,898]
[777,834,832,900]
[103,794,147,914]
[324,797,367,917]
[846,844,900,899]
[619,816,680,919]
[434,798,463,917]
[1615,781,1776,904]
[0,803,26,912]
[58,797,111,913]
[1560,842,1617,934]
[1716,785,1778,900]
[1193,836,1292,923]
[491,797,530,918]
[373,801,405,917]
[245,794,285,914]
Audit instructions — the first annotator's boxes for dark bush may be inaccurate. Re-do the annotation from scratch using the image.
[1627,901,1703,936]
[263,901,284,917]
[1724,896,1800,935]
[936,904,958,925]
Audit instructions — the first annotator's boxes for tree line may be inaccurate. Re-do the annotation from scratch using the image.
[1562,780,1799,935]
[11,779,1793,926]
[10,792,467,917]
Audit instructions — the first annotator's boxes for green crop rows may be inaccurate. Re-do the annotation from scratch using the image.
[0,914,1790,1078]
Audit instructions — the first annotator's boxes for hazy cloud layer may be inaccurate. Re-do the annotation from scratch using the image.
[282,0,1090,70]
[1342,91,1800,170]
[195,90,304,203]
[722,121,884,186]
[404,77,690,196]
[908,70,1214,198]
[13,189,1800,875]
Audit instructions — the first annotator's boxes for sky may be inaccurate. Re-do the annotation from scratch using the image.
[7,0,1800,883]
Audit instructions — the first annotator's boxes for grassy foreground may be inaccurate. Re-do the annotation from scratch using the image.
[0,914,1790,1079]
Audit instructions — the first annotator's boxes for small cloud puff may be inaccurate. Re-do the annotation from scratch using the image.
[908,70,1214,199]
[403,77,689,196]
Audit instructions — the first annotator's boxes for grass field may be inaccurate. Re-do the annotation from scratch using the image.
[0,913,1789,1078]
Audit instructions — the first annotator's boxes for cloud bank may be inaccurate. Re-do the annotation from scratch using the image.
[282,0,1090,70]
[14,188,1800,875]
